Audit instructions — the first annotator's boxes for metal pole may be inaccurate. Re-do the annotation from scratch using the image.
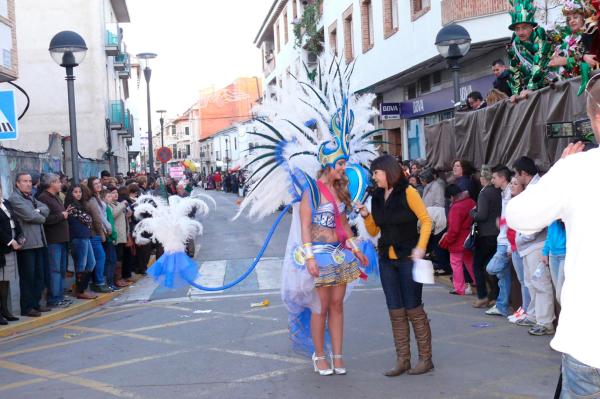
[160,116,165,176]
[65,66,80,185]
[144,67,154,178]
[451,63,461,105]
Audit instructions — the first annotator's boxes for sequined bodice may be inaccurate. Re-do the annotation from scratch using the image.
[312,202,345,229]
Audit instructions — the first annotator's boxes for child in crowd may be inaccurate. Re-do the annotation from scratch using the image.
[439,184,476,295]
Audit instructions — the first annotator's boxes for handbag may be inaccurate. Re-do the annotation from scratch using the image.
[463,223,478,251]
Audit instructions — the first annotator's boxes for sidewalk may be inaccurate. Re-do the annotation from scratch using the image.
[0,275,144,338]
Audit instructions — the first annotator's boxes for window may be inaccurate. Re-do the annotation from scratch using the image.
[234,137,237,150]
[216,150,220,161]
[185,126,190,135]
[383,0,399,38]
[185,144,191,156]
[275,22,280,53]
[419,75,431,94]
[0,0,7,18]
[171,126,176,136]
[292,0,297,19]
[283,9,288,44]
[361,1,373,53]
[171,145,177,155]
[411,0,430,21]
[343,6,353,63]
[329,22,338,56]
[432,70,442,85]
[407,83,417,100]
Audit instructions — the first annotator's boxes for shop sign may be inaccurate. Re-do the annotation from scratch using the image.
[400,75,495,119]
[380,102,401,120]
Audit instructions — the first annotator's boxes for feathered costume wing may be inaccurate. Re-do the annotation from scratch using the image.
[236,56,381,355]
[236,57,382,220]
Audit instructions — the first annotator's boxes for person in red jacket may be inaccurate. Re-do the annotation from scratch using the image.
[439,184,476,295]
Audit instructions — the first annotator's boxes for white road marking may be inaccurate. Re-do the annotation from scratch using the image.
[188,260,227,295]
[255,257,282,290]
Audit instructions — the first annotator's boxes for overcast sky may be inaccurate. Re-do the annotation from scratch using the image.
[122,0,273,129]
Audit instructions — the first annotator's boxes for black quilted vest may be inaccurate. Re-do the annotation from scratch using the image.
[371,182,419,260]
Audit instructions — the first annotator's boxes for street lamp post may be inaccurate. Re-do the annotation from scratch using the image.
[156,109,167,176]
[137,52,157,178]
[49,31,88,185]
[435,24,472,105]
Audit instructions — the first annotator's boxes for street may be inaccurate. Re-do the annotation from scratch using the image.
[0,192,561,399]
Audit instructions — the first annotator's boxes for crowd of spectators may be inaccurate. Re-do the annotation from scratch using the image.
[403,156,564,337]
[0,170,201,322]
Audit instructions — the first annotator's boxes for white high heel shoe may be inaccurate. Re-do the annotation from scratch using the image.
[331,354,346,375]
[312,353,333,376]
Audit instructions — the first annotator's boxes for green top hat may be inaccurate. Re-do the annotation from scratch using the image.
[509,0,538,31]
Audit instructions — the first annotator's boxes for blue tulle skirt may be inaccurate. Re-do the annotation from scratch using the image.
[147,251,199,290]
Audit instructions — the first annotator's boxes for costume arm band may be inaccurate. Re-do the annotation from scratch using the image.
[302,243,315,259]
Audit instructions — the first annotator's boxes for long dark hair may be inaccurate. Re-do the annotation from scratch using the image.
[87,177,101,197]
[65,184,88,209]
[453,159,475,177]
[370,154,407,188]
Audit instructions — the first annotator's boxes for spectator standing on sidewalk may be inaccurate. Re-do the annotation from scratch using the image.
[511,157,554,336]
[469,167,502,309]
[64,184,97,300]
[0,181,22,324]
[439,184,476,296]
[506,176,531,324]
[506,78,600,394]
[37,173,72,308]
[85,177,111,293]
[9,172,50,317]
[109,185,131,288]
[484,166,513,317]
[542,220,566,304]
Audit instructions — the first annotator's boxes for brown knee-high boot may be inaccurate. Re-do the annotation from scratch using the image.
[384,308,411,377]
[406,305,434,375]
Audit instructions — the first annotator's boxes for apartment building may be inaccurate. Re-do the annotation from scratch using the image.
[0,0,17,83]
[256,0,511,160]
[7,0,138,175]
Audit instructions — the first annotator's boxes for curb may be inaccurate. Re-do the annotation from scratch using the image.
[0,277,144,338]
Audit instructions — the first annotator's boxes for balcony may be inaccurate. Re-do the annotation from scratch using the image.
[105,29,121,56]
[441,0,510,25]
[114,53,128,71]
[110,100,125,130]
[119,109,134,138]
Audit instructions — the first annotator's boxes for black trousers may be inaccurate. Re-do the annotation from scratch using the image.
[17,248,46,313]
[472,235,497,300]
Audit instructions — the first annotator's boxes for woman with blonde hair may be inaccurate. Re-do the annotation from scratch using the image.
[486,89,508,105]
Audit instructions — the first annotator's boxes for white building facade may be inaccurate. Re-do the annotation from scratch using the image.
[5,0,139,175]
[256,0,512,161]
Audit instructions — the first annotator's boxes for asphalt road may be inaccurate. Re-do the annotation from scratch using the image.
[0,191,561,399]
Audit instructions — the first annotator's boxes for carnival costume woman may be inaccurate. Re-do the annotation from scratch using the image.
[139,57,380,375]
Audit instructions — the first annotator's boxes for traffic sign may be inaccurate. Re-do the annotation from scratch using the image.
[156,146,173,163]
[0,90,17,141]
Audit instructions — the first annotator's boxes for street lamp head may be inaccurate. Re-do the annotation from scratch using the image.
[136,52,157,67]
[435,24,471,60]
[49,31,88,67]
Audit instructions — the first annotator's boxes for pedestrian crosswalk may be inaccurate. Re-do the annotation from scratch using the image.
[186,257,381,296]
[188,257,284,296]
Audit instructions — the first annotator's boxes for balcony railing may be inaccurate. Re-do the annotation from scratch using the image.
[105,29,121,56]
[441,0,510,25]
[110,100,125,130]
[114,53,128,71]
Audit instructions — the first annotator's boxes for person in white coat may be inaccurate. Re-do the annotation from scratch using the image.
[505,76,600,397]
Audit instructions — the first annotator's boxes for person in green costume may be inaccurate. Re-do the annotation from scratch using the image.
[507,0,553,102]
[548,0,596,95]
